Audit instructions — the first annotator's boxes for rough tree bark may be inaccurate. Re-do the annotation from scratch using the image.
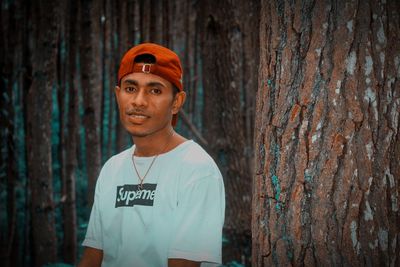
[26,1,59,266]
[252,0,400,266]
[80,0,102,206]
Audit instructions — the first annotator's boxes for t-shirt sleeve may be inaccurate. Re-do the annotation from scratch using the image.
[82,170,104,250]
[168,168,225,265]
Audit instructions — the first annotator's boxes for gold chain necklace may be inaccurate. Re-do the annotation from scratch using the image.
[132,131,174,190]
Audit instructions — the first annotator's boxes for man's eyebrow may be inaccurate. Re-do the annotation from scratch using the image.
[147,82,166,88]
[122,79,166,88]
[123,79,139,85]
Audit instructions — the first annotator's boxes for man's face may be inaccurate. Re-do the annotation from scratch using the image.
[115,72,182,137]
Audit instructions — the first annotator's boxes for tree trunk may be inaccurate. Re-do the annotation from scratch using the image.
[240,0,260,170]
[80,0,102,206]
[115,0,131,152]
[200,0,256,263]
[21,3,32,265]
[26,1,59,266]
[162,0,170,47]
[139,0,149,42]
[0,0,22,265]
[60,0,78,263]
[252,0,400,266]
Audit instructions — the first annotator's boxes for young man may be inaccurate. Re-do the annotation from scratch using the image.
[78,43,225,267]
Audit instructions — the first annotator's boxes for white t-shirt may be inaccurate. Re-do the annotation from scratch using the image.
[82,140,225,267]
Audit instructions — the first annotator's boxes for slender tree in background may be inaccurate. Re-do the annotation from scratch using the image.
[200,0,259,263]
[26,0,59,266]
[60,0,79,263]
[101,0,117,161]
[0,0,25,265]
[115,0,132,152]
[252,0,400,266]
[80,0,103,206]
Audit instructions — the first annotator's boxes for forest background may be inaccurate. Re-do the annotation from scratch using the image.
[1,0,399,267]
[1,0,257,266]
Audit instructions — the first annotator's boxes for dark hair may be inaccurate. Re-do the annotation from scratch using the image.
[134,53,180,97]
[134,53,156,64]
[172,85,179,97]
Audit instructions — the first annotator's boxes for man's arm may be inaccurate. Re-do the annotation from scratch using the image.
[168,258,200,267]
[78,247,103,267]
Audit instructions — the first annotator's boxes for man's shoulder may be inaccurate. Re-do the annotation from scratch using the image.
[101,145,133,171]
[175,141,222,181]
[179,141,215,166]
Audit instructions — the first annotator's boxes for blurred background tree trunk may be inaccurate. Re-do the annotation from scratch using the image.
[26,1,59,266]
[0,0,23,266]
[80,0,103,207]
[252,0,400,266]
[59,0,79,263]
[200,0,259,264]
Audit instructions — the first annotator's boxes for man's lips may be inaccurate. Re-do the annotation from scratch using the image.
[126,112,150,123]
[129,113,148,118]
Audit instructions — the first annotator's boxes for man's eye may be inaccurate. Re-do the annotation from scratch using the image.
[150,88,161,94]
[125,87,136,93]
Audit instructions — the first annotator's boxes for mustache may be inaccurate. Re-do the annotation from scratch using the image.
[125,108,149,117]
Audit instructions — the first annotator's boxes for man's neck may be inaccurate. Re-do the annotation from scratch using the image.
[132,127,175,157]
[132,128,188,157]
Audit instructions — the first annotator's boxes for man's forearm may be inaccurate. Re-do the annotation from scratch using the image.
[168,258,201,267]
[78,247,103,267]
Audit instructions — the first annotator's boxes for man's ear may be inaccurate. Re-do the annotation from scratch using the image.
[172,91,186,115]
[115,85,120,95]
[115,85,121,105]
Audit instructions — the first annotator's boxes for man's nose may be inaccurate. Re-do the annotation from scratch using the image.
[131,89,148,107]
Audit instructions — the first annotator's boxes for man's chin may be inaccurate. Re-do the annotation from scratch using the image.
[123,120,172,138]
[126,129,150,138]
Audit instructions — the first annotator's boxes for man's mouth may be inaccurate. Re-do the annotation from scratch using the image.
[126,111,150,123]
[129,114,148,119]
